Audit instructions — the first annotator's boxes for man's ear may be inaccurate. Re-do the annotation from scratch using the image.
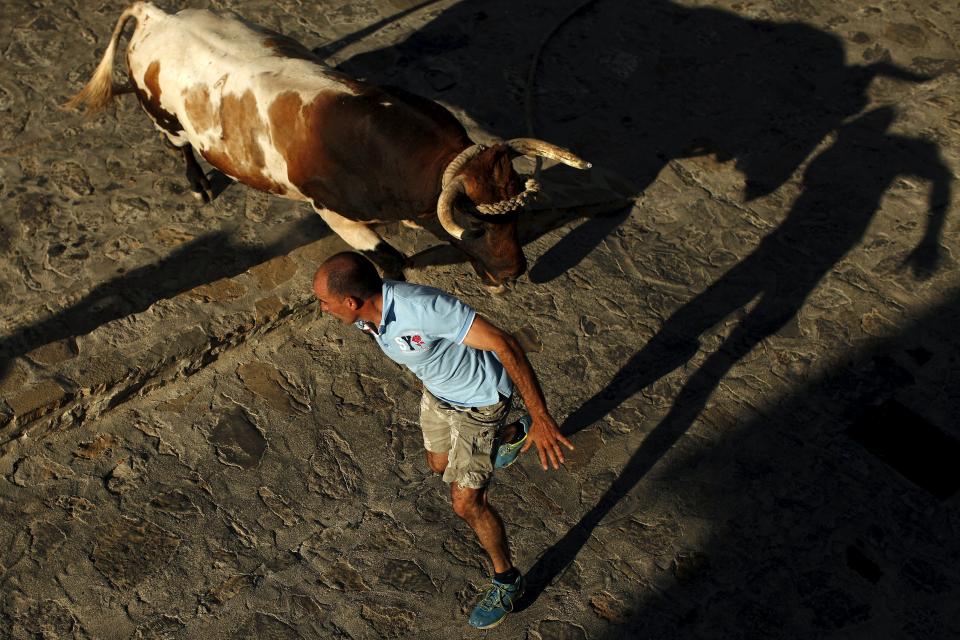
[345,296,361,310]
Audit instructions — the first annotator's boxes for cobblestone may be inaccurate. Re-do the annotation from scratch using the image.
[1,0,959,638]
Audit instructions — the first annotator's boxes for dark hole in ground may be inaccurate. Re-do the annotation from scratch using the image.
[847,399,960,500]
[846,545,883,584]
[905,346,933,367]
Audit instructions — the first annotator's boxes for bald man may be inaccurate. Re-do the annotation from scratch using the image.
[313,251,572,629]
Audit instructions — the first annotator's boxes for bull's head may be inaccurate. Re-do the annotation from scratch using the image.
[437,139,591,291]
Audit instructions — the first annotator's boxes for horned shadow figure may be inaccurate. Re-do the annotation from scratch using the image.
[338,0,933,283]
[519,106,952,601]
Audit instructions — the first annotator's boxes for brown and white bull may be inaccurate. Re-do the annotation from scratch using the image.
[65,2,590,289]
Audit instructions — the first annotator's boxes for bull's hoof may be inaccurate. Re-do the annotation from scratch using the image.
[483,283,508,295]
[187,175,214,203]
[190,188,213,204]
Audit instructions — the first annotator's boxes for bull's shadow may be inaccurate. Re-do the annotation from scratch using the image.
[519,106,951,604]
[0,215,330,377]
[337,0,928,281]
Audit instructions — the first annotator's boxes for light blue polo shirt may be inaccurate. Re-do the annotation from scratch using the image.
[355,281,513,407]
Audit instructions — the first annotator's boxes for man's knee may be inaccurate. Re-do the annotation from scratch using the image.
[451,484,486,521]
[426,451,448,474]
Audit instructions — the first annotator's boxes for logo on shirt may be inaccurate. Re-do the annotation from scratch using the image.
[394,334,429,352]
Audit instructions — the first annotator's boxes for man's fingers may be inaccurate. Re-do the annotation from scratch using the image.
[522,425,573,470]
[543,446,556,470]
[542,440,565,469]
[537,445,548,470]
[550,441,565,466]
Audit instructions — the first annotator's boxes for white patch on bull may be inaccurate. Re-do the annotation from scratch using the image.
[123,3,358,199]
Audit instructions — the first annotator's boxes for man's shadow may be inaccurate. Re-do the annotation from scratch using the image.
[519,106,951,601]
[331,0,953,606]
[337,0,928,281]
[595,286,960,638]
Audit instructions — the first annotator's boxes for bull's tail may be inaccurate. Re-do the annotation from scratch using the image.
[62,2,146,115]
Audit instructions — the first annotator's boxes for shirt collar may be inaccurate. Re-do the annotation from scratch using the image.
[379,280,397,333]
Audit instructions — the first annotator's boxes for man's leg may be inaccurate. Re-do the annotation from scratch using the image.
[451,484,512,573]
[438,397,525,628]
[419,391,524,627]
[456,480,525,629]
[420,391,453,475]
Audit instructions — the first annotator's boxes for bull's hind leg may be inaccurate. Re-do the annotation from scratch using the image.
[162,138,214,203]
[180,145,215,203]
[315,208,406,280]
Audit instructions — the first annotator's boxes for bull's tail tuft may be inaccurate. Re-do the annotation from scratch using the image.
[62,3,144,115]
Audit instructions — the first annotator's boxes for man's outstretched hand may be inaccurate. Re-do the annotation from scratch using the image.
[522,415,575,470]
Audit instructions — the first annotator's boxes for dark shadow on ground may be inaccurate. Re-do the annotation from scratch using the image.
[518,106,951,609]
[337,0,932,282]
[0,214,330,375]
[312,0,445,60]
[584,291,960,638]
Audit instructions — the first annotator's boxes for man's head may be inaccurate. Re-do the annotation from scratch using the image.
[313,251,383,324]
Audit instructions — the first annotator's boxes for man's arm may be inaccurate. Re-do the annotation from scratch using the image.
[902,142,951,278]
[462,315,574,470]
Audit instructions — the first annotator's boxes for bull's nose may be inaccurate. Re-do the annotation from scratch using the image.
[483,282,509,295]
[480,271,512,294]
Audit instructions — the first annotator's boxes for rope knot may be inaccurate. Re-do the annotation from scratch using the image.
[475,178,542,215]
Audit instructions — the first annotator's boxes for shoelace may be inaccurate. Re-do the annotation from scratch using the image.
[479,583,516,612]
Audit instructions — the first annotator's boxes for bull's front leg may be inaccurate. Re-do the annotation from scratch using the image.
[315,208,406,280]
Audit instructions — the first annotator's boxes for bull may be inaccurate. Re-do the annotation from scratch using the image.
[65,2,591,290]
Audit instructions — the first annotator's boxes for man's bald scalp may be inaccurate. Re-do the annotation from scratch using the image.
[317,251,383,301]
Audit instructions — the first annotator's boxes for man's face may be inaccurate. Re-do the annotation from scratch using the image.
[313,275,359,324]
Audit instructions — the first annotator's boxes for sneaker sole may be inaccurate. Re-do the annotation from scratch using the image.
[473,616,507,630]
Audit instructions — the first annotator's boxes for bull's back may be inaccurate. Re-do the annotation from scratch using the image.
[125,5,469,217]
[126,6,357,200]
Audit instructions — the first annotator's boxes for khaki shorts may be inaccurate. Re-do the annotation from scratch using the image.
[419,390,512,489]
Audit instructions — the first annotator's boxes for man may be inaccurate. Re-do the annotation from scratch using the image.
[313,252,573,629]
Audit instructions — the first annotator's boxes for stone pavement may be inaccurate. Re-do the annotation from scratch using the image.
[1,0,959,638]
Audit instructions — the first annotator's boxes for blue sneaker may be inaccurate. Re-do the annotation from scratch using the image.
[468,575,525,629]
[494,415,531,469]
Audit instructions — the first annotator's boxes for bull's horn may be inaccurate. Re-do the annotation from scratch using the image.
[505,138,592,170]
[437,175,475,240]
[442,144,486,188]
